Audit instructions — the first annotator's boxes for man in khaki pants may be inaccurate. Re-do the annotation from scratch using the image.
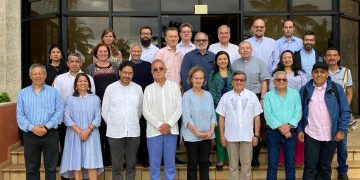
[216,71,262,180]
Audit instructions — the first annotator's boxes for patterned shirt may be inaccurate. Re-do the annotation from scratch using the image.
[216,89,262,142]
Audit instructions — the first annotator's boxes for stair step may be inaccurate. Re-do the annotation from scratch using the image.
[10,145,360,166]
[3,161,360,180]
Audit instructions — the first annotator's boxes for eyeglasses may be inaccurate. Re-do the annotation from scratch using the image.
[152,67,165,72]
[233,78,246,83]
[194,39,208,43]
[275,78,287,82]
[141,32,151,36]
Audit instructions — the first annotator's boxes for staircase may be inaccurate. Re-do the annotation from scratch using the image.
[3,130,360,179]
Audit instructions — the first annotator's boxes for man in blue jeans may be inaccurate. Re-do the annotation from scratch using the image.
[297,62,351,180]
[324,47,353,180]
[263,71,302,180]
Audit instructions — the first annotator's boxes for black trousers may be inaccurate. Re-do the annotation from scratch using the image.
[99,118,111,166]
[184,140,212,180]
[23,129,59,180]
[253,93,266,163]
[303,133,338,180]
[137,116,149,163]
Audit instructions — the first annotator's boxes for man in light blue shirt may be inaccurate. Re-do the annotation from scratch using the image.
[294,31,323,80]
[264,71,302,180]
[245,19,279,75]
[276,19,303,53]
[176,23,195,56]
[16,63,63,180]
[325,47,353,180]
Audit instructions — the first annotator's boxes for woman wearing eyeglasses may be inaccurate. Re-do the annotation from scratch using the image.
[271,50,307,167]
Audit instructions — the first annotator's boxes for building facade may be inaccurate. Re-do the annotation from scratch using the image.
[0,0,359,113]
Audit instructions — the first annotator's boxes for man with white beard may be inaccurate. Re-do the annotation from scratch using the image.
[180,32,215,91]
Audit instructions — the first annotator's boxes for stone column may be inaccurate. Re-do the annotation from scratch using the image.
[0,0,21,101]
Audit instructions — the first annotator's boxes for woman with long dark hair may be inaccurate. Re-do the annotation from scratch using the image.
[271,50,307,166]
[60,73,103,180]
[45,44,68,85]
[208,51,233,171]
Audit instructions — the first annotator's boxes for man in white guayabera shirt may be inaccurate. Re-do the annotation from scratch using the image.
[102,61,143,180]
[143,59,182,180]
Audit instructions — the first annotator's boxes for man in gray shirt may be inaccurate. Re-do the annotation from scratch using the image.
[231,41,269,167]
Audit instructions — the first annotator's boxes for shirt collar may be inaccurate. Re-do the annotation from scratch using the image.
[313,82,327,90]
[178,41,194,48]
[131,59,143,64]
[281,35,295,42]
[67,70,83,77]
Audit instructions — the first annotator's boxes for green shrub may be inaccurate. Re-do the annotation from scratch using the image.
[0,92,10,103]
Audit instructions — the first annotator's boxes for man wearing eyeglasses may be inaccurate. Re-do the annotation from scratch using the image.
[176,23,195,56]
[208,25,240,64]
[138,26,159,63]
[216,71,262,180]
[231,41,269,167]
[245,19,279,76]
[180,32,215,92]
[263,71,302,180]
[143,59,182,180]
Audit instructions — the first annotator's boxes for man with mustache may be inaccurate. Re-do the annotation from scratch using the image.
[138,26,159,63]
[245,19,279,76]
[180,32,215,91]
[294,31,323,80]
[102,61,143,180]
[297,62,350,180]
[325,47,353,180]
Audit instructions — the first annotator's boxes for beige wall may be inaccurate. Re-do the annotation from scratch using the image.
[0,0,21,101]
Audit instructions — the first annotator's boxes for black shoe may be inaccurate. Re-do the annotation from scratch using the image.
[251,159,260,167]
[216,163,224,171]
[175,158,186,166]
[338,173,349,180]
[141,161,149,167]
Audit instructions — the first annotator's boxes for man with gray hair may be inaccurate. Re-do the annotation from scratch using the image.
[232,41,269,167]
[17,63,63,180]
[263,71,302,180]
[53,53,95,170]
[129,42,153,167]
[208,25,240,64]
[216,71,262,180]
[180,32,215,91]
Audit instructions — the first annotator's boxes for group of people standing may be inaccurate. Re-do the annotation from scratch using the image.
[16,18,352,180]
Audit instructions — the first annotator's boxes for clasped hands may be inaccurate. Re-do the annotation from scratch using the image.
[31,125,48,137]
[195,129,214,140]
[278,124,292,139]
[78,128,92,141]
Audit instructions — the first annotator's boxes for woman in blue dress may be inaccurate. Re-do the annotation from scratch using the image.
[60,73,103,180]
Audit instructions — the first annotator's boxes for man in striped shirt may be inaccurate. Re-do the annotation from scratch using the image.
[16,63,63,180]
